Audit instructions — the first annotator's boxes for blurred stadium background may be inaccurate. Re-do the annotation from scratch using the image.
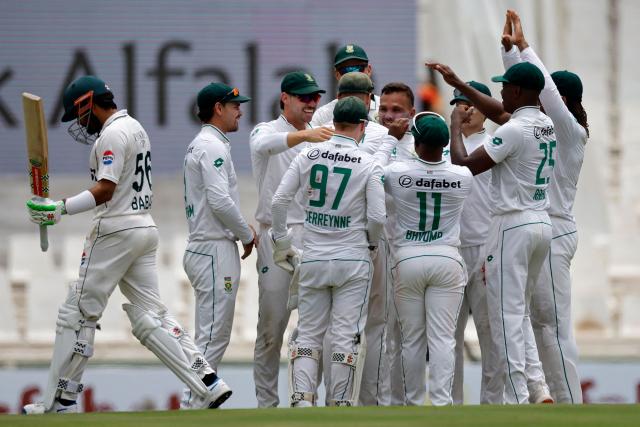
[1,0,639,412]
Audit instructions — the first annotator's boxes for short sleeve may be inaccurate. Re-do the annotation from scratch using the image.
[483,122,521,164]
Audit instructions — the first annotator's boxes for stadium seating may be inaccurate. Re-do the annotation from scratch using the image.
[8,233,62,343]
[0,268,19,343]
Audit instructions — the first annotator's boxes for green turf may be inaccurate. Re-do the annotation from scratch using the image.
[1,405,639,427]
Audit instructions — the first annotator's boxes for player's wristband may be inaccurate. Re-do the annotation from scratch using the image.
[64,190,97,215]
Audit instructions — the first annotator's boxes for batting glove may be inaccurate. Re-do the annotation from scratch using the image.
[26,197,66,226]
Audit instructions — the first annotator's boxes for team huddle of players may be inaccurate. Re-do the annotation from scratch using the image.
[24,10,587,413]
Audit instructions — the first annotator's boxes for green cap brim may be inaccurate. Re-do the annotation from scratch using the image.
[335,55,368,67]
[491,75,510,83]
[288,86,326,95]
[449,95,471,105]
[229,95,251,103]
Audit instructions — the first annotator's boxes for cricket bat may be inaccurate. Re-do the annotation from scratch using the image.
[22,93,50,252]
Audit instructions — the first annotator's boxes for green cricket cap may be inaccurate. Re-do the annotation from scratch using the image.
[197,82,250,112]
[333,96,369,124]
[492,62,545,92]
[411,112,449,147]
[449,80,492,105]
[551,70,583,102]
[334,44,369,67]
[337,72,374,95]
[280,71,326,95]
[61,76,112,122]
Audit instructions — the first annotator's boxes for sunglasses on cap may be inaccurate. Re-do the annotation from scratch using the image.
[295,93,322,103]
[411,111,446,135]
[221,87,240,102]
[338,64,367,75]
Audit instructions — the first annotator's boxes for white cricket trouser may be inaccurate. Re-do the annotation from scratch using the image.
[387,244,404,405]
[393,245,466,406]
[453,244,502,404]
[183,239,241,372]
[71,218,209,399]
[530,216,582,403]
[78,219,167,319]
[360,238,391,405]
[322,239,391,406]
[293,256,371,402]
[253,223,303,408]
[484,210,552,404]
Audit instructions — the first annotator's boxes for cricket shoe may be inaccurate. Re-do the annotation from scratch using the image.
[22,400,78,414]
[529,384,554,404]
[189,378,232,409]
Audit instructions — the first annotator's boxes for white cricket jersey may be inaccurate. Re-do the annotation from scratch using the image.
[517,47,587,222]
[250,115,309,226]
[483,106,555,215]
[459,130,493,247]
[311,94,381,127]
[183,125,253,244]
[384,157,472,249]
[272,134,386,260]
[391,132,416,162]
[90,110,155,228]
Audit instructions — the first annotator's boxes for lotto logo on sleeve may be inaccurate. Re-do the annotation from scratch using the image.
[102,150,114,165]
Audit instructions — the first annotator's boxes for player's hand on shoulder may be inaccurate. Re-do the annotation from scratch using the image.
[386,118,410,140]
[26,197,65,226]
[304,127,334,143]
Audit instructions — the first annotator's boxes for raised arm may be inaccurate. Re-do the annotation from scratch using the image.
[426,62,511,125]
[510,10,576,136]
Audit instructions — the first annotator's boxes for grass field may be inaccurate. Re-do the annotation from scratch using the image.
[1,405,639,427]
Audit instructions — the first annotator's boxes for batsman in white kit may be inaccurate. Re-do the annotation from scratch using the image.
[250,71,332,407]
[430,60,555,404]
[385,112,473,406]
[182,82,257,403]
[24,76,231,414]
[271,97,386,407]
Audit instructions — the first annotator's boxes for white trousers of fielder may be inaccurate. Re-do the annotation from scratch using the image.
[484,210,552,404]
[393,245,466,406]
[323,237,391,406]
[453,244,502,404]
[530,216,582,403]
[253,223,303,407]
[291,256,371,406]
[183,238,241,372]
